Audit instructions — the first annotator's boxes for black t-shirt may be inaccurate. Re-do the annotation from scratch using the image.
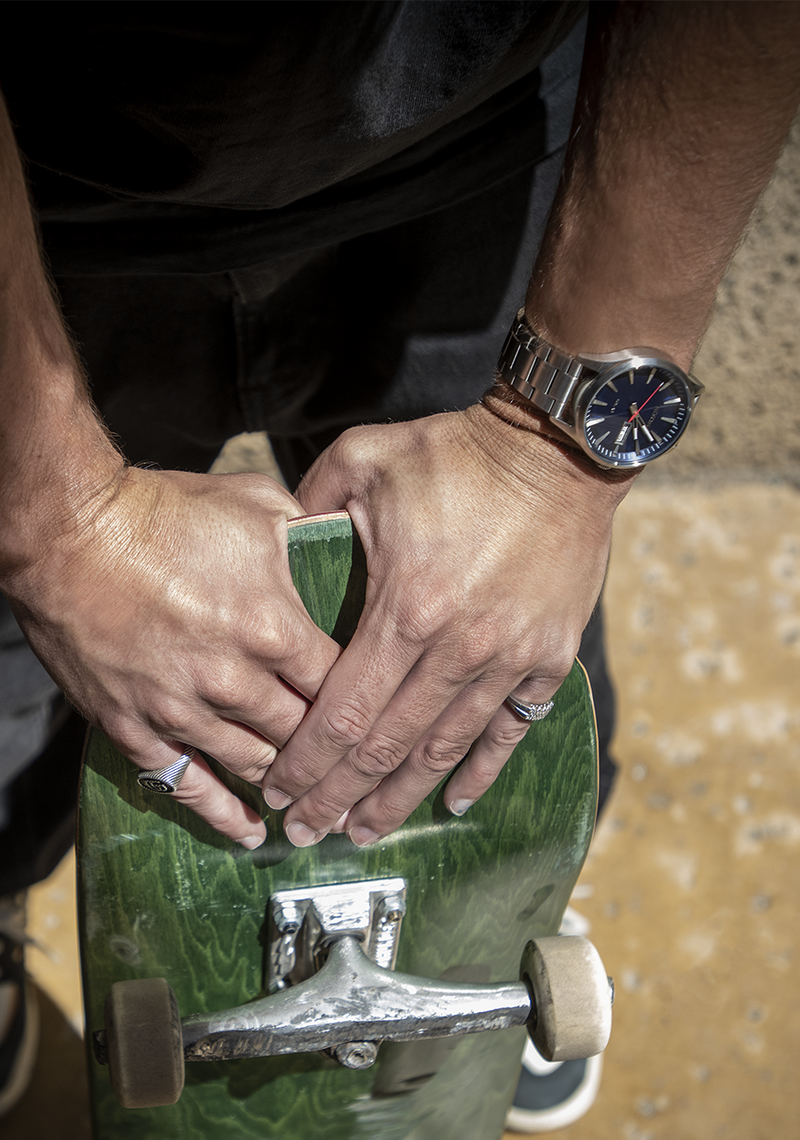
[1,2,585,272]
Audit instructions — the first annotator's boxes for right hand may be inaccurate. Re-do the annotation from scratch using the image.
[264,404,633,848]
[6,466,342,847]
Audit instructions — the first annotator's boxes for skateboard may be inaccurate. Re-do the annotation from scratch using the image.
[78,512,611,1140]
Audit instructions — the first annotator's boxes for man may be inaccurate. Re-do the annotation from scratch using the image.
[0,1,798,1129]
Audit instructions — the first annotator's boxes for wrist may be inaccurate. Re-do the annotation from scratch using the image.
[0,366,124,587]
[465,398,638,513]
[481,380,585,459]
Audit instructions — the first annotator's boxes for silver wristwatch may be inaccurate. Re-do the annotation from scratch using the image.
[495,310,703,470]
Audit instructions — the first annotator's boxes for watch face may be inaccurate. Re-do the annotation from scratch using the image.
[579,362,693,468]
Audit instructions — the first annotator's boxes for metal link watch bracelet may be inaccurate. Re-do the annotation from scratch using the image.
[496,317,587,421]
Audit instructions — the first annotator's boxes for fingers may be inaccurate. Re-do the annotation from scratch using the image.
[110,665,319,841]
[271,653,566,847]
[132,747,268,849]
[442,698,545,816]
[189,669,551,852]
[110,590,339,849]
[191,657,320,751]
[341,678,562,845]
[261,621,426,815]
[107,637,330,849]
[263,577,515,825]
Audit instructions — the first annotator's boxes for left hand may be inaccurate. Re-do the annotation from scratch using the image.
[264,403,633,847]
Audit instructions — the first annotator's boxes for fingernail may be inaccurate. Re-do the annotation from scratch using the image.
[239,833,266,850]
[286,821,320,848]
[264,789,293,810]
[330,810,350,834]
[348,826,380,848]
[449,799,474,817]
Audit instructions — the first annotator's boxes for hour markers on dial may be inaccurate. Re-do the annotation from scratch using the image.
[573,355,699,468]
[587,378,683,464]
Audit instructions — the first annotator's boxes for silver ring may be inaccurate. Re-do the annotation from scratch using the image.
[137,748,196,794]
[504,695,555,722]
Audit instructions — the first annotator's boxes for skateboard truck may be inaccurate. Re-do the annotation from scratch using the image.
[95,877,613,1109]
[267,877,408,993]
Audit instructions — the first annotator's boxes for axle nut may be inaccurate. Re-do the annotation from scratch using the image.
[333,1041,379,1069]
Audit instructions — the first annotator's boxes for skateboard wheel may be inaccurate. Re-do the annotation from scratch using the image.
[104,977,185,1108]
[520,936,612,1062]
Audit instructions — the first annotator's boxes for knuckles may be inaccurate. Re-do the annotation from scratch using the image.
[317,701,375,752]
[483,717,531,751]
[414,736,470,776]
[103,700,185,758]
[197,666,246,711]
[348,729,410,779]
[249,620,292,665]
[316,426,386,483]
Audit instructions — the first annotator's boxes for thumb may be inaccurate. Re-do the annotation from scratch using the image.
[294,441,354,515]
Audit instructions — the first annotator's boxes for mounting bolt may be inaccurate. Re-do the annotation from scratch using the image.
[333,1040,379,1069]
[376,894,406,924]
[273,901,303,935]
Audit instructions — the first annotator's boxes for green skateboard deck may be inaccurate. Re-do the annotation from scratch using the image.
[78,512,599,1139]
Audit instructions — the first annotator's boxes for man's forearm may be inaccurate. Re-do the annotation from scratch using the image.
[527,0,800,370]
[0,95,121,584]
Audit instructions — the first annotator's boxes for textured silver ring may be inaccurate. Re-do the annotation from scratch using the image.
[504,695,555,722]
[137,748,196,794]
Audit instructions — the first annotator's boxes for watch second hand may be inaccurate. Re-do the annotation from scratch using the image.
[627,382,664,423]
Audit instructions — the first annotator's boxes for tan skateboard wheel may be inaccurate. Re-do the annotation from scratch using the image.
[520,935,612,1062]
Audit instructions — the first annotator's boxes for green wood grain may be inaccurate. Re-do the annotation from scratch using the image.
[78,515,598,1140]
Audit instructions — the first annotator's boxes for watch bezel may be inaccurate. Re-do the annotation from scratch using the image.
[565,352,701,470]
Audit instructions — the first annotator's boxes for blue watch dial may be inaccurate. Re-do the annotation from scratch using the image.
[581,365,691,467]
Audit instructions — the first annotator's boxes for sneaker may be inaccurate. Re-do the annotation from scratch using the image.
[0,893,39,1116]
[505,1038,603,1133]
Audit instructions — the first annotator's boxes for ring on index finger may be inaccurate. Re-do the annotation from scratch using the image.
[137,747,196,794]
[504,695,554,722]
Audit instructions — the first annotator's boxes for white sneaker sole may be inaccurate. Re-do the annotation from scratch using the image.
[505,1051,603,1134]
